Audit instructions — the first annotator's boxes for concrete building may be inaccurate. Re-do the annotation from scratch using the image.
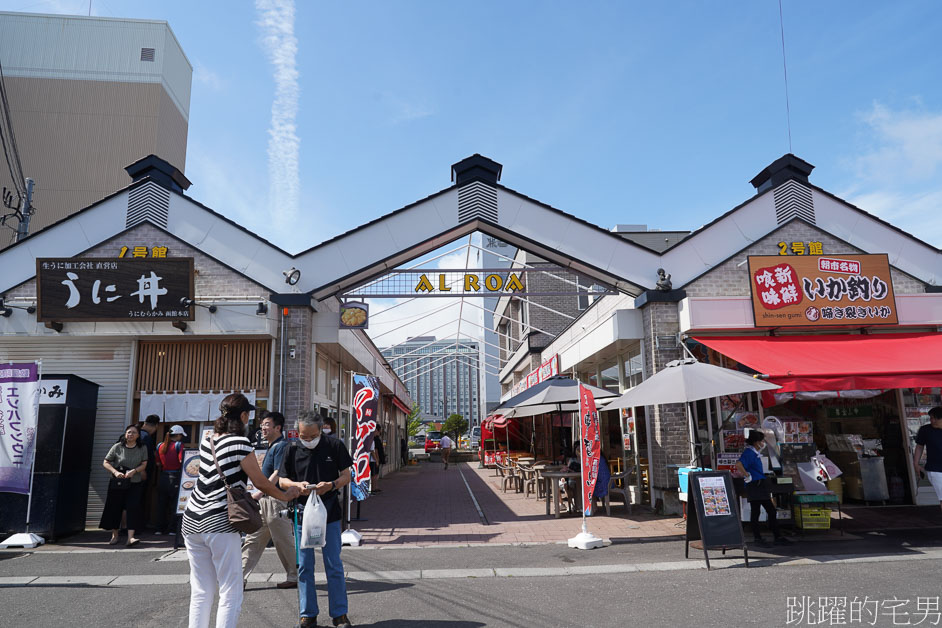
[0,12,190,246]
[382,336,481,425]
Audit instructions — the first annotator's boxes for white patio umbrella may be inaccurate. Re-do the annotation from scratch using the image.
[601,358,781,465]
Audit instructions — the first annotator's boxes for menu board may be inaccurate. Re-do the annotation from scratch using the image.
[783,421,813,444]
[698,476,732,517]
[176,449,202,515]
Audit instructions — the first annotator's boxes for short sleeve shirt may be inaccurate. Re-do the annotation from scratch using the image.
[279,435,353,523]
[739,446,765,483]
[262,435,288,478]
[105,443,149,483]
[916,424,942,472]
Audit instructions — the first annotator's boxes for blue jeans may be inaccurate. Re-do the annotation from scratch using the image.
[296,519,347,619]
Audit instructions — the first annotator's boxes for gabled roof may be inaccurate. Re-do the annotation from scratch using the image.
[1,154,938,302]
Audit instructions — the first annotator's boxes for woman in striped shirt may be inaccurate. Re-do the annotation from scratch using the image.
[182,394,299,628]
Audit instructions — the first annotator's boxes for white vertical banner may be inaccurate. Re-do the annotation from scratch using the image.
[0,363,42,495]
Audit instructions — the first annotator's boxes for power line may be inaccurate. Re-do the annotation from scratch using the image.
[778,0,793,154]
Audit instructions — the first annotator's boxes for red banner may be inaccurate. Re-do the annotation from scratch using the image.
[578,383,601,516]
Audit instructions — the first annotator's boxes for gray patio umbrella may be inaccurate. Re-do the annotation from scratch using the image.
[601,358,780,465]
[602,358,780,410]
[495,376,617,413]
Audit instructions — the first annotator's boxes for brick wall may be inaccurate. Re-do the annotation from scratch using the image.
[275,307,314,418]
[683,220,926,298]
[640,300,690,489]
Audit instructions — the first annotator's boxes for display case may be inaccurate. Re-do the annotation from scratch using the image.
[901,388,942,506]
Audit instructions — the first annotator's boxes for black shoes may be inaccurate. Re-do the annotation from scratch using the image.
[298,617,317,627]
[332,614,353,627]
[774,536,794,545]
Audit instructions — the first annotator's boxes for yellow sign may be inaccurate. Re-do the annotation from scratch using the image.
[777,241,823,256]
[119,245,169,258]
[414,273,525,293]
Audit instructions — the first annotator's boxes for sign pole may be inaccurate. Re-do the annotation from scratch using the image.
[0,360,45,549]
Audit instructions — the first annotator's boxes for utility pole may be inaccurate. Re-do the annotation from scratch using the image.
[14,177,33,243]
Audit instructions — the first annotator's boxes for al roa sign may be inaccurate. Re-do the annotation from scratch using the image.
[414,272,524,294]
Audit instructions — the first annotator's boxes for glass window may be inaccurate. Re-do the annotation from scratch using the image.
[316,355,328,395]
[329,361,339,402]
[600,362,620,393]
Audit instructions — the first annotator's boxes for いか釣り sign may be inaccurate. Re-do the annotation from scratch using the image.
[747,254,897,328]
[36,258,194,322]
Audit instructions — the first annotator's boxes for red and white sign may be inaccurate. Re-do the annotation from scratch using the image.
[578,383,601,516]
[510,355,560,397]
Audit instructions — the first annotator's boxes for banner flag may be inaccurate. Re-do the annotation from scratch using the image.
[0,363,41,495]
[351,374,380,502]
[579,383,601,516]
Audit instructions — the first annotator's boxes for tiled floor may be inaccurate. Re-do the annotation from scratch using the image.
[353,461,942,546]
[354,461,687,546]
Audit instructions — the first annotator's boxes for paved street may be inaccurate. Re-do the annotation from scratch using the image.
[3,539,942,627]
[3,461,942,627]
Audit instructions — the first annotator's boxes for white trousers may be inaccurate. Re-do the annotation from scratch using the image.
[185,532,244,628]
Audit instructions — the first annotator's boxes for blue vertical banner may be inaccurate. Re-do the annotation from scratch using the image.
[350,374,380,502]
[0,363,41,495]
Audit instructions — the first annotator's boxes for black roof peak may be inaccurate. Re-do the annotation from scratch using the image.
[750,153,814,193]
[125,154,192,194]
[451,154,502,186]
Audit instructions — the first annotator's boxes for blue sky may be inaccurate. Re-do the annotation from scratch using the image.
[4,0,942,255]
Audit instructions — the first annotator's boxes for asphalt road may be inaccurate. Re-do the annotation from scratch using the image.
[3,533,940,627]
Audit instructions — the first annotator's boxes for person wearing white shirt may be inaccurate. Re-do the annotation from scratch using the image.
[439,434,453,469]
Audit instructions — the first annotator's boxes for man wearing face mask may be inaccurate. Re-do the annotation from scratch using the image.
[737,430,791,547]
[279,413,354,628]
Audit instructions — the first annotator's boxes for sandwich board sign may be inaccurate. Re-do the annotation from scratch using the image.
[685,470,749,570]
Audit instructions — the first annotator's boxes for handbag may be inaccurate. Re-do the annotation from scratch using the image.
[210,436,263,534]
[109,475,131,491]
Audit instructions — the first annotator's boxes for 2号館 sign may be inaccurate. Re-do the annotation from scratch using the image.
[747,254,898,328]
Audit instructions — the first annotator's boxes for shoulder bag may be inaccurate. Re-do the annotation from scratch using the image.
[210,436,263,534]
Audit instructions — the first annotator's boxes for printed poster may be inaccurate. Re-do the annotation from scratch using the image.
[698,476,732,517]
[0,363,41,495]
[176,449,202,515]
[579,383,601,516]
[351,374,380,502]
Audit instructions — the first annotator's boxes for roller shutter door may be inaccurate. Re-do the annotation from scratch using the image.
[0,337,134,527]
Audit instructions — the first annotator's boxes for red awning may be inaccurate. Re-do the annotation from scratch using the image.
[391,396,411,415]
[694,332,942,393]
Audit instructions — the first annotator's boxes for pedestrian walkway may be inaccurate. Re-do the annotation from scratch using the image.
[353,461,686,546]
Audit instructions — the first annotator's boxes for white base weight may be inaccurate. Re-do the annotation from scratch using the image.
[567,531,604,550]
[341,529,362,547]
[0,532,45,549]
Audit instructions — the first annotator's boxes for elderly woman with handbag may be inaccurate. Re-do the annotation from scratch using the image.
[101,424,149,546]
[181,394,299,628]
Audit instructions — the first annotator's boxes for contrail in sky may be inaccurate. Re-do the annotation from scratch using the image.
[255,0,299,230]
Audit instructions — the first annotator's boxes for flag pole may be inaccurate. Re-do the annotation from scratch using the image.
[568,379,603,550]
[0,360,45,549]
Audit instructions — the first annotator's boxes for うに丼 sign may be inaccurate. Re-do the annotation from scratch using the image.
[747,254,897,328]
[36,258,195,322]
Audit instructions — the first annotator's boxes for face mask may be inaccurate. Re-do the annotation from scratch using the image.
[299,436,320,450]
[323,427,332,435]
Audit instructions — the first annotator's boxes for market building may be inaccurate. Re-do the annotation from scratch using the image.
[2,150,940,532]
[521,154,942,513]
[0,156,413,529]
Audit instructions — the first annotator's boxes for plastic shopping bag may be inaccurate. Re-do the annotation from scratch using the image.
[300,492,327,549]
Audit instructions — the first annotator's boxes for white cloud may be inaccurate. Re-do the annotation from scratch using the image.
[854,103,942,183]
[378,91,434,124]
[255,0,300,232]
[193,61,224,91]
[842,102,942,248]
